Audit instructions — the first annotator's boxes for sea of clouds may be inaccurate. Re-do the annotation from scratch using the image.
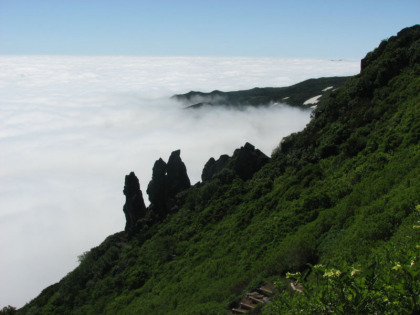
[0,55,359,308]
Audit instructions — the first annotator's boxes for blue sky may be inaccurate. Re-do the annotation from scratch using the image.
[0,0,419,58]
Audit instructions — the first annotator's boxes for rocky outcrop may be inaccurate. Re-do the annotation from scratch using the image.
[147,158,168,218]
[147,150,191,219]
[123,144,267,234]
[123,172,147,235]
[230,142,270,180]
[167,150,191,198]
[201,155,229,182]
[201,143,269,183]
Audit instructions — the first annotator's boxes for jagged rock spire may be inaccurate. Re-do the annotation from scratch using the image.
[146,150,191,219]
[167,150,191,198]
[231,142,269,180]
[201,154,229,182]
[147,158,168,217]
[123,172,146,235]
[201,143,269,183]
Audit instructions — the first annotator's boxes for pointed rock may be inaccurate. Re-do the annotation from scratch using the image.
[146,158,167,216]
[146,151,191,220]
[201,154,229,182]
[200,143,269,183]
[123,172,146,235]
[167,150,191,198]
[230,142,270,180]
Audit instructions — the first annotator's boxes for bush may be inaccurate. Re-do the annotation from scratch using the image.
[266,205,420,314]
[0,306,16,315]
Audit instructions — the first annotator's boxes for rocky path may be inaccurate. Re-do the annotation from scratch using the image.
[231,285,273,314]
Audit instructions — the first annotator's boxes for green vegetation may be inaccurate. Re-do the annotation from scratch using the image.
[267,205,420,314]
[173,76,350,108]
[18,25,420,314]
[0,306,17,315]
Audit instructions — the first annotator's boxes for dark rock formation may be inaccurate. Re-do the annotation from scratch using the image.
[123,172,147,235]
[123,144,265,233]
[229,142,270,180]
[201,143,270,183]
[146,150,191,219]
[201,154,229,182]
[167,150,191,198]
[146,158,168,217]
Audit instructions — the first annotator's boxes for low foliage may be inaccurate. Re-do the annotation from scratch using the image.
[0,306,17,315]
[267,205,420,314]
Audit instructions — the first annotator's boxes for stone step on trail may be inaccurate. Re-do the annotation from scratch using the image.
[230,284,273,313]
[240,302,255,310]
[248,295,264,304]
[257,287,273,295]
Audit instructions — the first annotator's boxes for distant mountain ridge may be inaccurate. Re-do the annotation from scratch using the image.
[172,76,350,108]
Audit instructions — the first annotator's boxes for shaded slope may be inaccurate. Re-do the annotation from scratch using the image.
[18,25,420,314]
[172,76,350,109]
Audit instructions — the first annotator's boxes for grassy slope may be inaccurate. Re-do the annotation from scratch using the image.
[172,76,350,108]
[19,25,420,314]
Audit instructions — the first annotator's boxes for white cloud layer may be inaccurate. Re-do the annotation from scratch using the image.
[0,56,359,308]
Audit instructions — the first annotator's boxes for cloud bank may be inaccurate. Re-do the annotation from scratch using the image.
[0,56,359,308]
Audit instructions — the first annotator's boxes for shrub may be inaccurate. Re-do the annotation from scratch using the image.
[266,205,420,314]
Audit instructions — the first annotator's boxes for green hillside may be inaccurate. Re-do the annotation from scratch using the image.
[16,25,420,314]
[172,76,350,109]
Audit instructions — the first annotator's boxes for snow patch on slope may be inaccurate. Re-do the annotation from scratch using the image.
[303,94,322,105]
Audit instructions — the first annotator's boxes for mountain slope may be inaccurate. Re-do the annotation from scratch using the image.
[18,25,420,314]
[172,76,350,108]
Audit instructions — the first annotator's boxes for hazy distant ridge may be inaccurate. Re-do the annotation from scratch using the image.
[172,76,350,108]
